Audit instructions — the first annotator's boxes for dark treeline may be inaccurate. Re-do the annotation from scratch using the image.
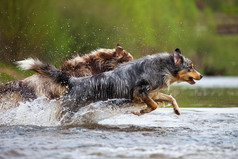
[0,0,238,76]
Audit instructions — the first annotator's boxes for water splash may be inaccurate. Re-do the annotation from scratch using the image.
[59,99,143,126]
[0,97,61,126]
[0,98,143,127]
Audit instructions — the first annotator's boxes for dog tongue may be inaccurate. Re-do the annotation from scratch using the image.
[189,79,195,85]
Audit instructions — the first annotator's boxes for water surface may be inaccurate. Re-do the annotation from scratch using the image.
[0,77,238,159]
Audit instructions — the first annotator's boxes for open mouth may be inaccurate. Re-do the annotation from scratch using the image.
[188,77,195,85]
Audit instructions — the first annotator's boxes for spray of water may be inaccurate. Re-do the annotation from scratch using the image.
[0,96,61,126]
[0,98,143,127]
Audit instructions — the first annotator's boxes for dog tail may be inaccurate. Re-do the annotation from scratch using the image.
[16,58,70,85]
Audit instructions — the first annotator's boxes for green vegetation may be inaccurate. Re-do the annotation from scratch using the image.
[168,87,238,107]
[0,61,33,84]
[0,0,238,83]
[0,73,16,84]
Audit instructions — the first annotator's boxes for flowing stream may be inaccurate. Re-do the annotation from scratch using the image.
[0,77,238,159]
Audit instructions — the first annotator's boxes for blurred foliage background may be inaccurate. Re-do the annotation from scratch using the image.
[1,0,238,83]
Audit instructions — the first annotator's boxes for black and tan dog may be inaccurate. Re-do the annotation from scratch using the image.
[18,48,202,119]
[0,44,133,110]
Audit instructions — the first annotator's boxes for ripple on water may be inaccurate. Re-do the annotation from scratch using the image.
[0,98,238,159]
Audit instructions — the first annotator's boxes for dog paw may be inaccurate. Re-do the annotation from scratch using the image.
[174,109,181,115]
[132,111,141,116]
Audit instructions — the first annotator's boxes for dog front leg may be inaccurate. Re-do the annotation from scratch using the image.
[153,92,181,115]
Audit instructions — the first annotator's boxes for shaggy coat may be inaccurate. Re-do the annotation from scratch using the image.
[61,44,133,77]
[18,48,202,121]
[0,44,133,110]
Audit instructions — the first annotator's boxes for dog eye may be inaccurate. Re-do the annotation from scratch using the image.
[188,67,192,72]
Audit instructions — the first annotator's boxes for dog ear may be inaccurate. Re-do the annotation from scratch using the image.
[175,48,181,54]
[115,44,124,57]
[173,48,182,65]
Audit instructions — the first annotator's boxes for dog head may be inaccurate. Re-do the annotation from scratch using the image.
[173,48,203,85]
[114,44,133,63]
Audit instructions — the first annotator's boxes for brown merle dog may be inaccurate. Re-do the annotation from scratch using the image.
[0,44,133,110]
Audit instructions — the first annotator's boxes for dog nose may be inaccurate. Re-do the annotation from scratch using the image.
[200,74,203,79]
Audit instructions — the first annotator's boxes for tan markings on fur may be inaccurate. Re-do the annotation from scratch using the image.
[70,56,86,64]
[132,90,144,103]
[177,69,201,82]
[61,47,133,77]
[139,96,158,115]
[132,86,181,115]
[152,92,180,115]
[148,87,161,99]
[1,45,133,113]
[132,85,159,115]
[163,69,177,89]
[132,89,158,115]
[21,47,133,99]
[131,73,180,115]
[24,74,66,99]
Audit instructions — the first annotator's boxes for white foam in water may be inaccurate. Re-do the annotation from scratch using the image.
[61,99,143,126]
[100,107,238,127]
[0,98,143,126]
[0,96,61,126]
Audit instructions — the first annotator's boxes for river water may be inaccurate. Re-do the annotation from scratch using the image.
[0,77,238,159]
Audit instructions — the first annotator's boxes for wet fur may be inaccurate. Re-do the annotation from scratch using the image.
[61,47,133,77]
[20,48,202,121]
[0,45,133,109]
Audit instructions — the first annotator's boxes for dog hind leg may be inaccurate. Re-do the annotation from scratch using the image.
[133,79,158,115]
[139,96,158,115]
